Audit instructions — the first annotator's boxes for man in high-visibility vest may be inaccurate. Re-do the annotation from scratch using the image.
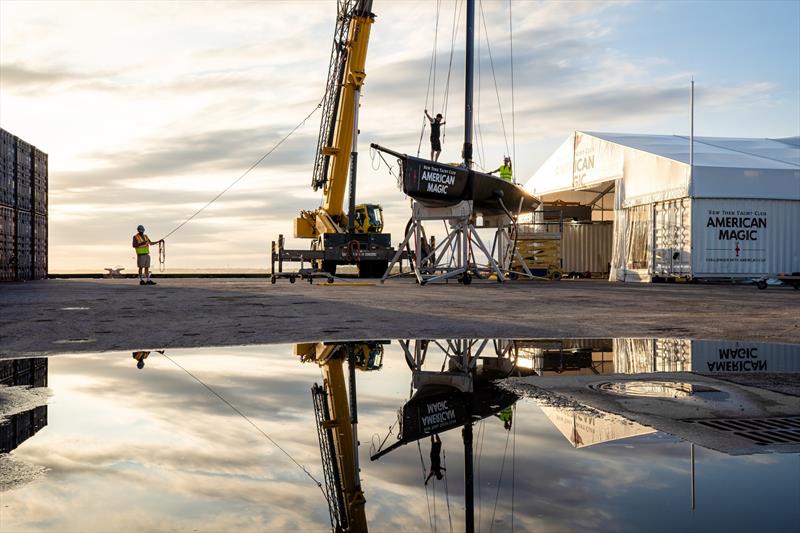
[132,225,162,285]
[489,156,513,182]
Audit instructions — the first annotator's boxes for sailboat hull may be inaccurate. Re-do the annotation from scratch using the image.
[399,154,539,215]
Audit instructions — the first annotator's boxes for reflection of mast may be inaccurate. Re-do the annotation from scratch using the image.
[372,338,518,533]
[298,342,384,533]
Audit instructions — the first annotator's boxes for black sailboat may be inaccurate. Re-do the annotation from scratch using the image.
[371,0,539,217]
[369,148,539,216]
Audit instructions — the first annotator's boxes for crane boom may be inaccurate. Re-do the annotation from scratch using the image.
[278,0,394,279]
[295,0,375,237]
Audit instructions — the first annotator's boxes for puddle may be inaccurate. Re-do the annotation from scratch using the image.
[52,338,96,344]
[1,338,798,532]
[592,381,729,401]
[59,307,90,311]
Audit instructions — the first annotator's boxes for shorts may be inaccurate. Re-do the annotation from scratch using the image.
[137,254,151,268]
[430,137,441,152]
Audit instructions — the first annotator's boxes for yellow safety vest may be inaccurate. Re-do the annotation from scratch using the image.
[134,233,150,255]
[499,165,512,182]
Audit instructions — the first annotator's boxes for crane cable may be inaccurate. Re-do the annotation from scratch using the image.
[156,350,330,505]
[155,97,324,254]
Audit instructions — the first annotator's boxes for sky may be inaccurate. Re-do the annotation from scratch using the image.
[1,0,798,272]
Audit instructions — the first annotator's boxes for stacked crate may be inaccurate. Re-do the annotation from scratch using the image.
[0,127,48,281]
[33,149,48,278]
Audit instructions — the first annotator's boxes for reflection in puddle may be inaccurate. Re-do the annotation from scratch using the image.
[592,381,729,401]
[0,338,797,532]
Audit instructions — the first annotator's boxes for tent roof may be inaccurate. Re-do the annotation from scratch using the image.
[583,132,800,170]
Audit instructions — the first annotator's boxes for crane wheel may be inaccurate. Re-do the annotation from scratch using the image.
[757,280,767,290]
[327,277,334,284]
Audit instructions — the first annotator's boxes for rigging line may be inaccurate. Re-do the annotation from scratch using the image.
[478,0,511,159]
[441,0,463,144]
[509,0,517,181]
[489,423,512,533]
[442,449,453,533]
[418,440,435,533]
[157,350,329,503]
[474,12,487,171]
[432,0,442,114]
[418,0,441,158]
[511,403,516,533]
[159,97,323,242]
[433,469,437,533]
[476,419,486,532]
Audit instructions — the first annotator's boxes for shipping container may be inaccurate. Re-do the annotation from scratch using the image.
[33,213,47,279]
[0,129,15,207]
[562,221,613,275]
[15,138,32,212]
[0,205,14,281]
[691,198,800,278]
[32,148,47,215]
[15,209,32,281]
[1,129,47,282]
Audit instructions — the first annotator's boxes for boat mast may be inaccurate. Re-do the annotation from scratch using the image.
[462,0,475,168]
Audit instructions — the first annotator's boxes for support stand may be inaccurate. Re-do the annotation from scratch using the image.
[382,200,505,285]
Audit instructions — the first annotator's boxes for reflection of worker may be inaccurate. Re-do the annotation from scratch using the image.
[132,351,150,370]
[132,225,162,286]
[495,406,513,431]
[424,434,446,485]
[489,156,513,182]
[424,109,445,162]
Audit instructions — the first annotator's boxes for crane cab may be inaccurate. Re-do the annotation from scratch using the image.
[352,203,384,234]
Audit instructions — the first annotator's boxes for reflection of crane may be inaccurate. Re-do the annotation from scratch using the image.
[297,342,384,533]
[277,0,394,279]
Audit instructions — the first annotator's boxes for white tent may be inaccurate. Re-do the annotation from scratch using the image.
[526,132,800,281]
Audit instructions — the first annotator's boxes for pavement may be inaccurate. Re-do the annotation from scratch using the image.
[0,277,799,357]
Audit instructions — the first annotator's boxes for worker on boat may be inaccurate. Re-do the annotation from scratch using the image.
[132,351,150,369]
[424,109,445,162]
[424,434,446,485]
[132,225,162,286]
[489,156,513,182]
[495,406,513,431]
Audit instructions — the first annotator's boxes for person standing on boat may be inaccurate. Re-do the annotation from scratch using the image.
[424,109,445,162]
[490,156,513,182]
[424,433,446,485]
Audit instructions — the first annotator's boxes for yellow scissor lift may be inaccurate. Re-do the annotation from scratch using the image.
[510,212,564,281]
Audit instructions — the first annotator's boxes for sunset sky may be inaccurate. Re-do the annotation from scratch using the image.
[1,0,798,272]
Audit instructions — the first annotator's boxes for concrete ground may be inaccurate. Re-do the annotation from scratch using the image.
[1,277,798,357]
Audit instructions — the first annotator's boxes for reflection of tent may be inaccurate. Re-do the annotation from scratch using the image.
[538,403,655,448]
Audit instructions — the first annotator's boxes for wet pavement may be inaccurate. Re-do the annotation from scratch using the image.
[1,339,798,532]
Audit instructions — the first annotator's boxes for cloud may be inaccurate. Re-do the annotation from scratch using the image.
[1,0,796,270]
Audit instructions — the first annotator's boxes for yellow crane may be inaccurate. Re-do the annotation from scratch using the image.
[297,341,384,532]
[275,0,393,279]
